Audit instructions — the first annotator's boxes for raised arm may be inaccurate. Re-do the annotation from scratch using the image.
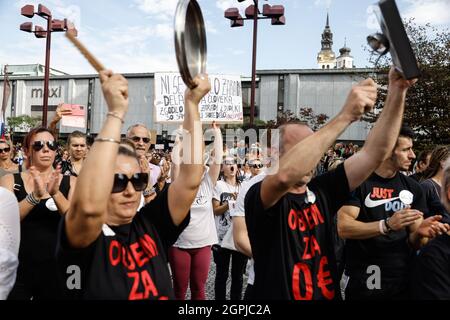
[260,78,377,209]
[168,75,211,226]
[344,67,417,191]
[65,70,128,248]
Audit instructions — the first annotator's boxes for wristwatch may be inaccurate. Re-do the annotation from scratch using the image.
[384,217,392,232]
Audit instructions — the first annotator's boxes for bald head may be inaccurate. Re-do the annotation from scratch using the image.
[278,123,314,156]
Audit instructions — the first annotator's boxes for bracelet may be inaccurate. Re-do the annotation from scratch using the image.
[94,137,121,144]
[384,217,392,232]
[379,220,386,235]
[26,192,40,206]
[107,112,124,123]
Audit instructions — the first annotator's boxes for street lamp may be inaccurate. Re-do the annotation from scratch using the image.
[224,0,285,127]
[20,4,77,127]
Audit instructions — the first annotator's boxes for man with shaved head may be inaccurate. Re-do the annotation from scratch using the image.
[245,67,417,300]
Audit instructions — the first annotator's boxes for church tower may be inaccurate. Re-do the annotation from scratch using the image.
[317,13,336,69]
[336,38,354,69]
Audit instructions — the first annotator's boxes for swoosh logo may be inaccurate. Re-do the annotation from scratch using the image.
[364,194,399,208]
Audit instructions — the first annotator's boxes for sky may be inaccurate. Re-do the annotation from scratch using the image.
[0,0,449,76]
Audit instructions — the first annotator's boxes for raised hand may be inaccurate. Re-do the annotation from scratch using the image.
[99,70,129,118]
[340,78,377,122]
[388,66,418,90]
[55,103,73,121]
[185,74,211,105]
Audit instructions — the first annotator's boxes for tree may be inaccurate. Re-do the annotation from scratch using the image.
[365,20,450,149]
[7,115,42,140]
[267,107,329,131]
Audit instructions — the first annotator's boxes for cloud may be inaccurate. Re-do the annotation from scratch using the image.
[403,0,450,25]
[314,0,333,8]
[134,0,178,20]
[215,0,250,12]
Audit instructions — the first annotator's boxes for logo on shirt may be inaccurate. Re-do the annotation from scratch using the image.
[364,188,414,212]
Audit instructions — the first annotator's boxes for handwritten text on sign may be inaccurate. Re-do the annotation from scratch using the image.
[154,73,243,123]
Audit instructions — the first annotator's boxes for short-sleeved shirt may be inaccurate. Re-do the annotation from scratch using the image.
[56,188,189,300]
[245,164,350,300]
[421,178,449,219]
[213,180,240,245]
[344,172,428,280]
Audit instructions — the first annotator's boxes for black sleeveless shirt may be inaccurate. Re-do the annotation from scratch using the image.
[8,173,70,300]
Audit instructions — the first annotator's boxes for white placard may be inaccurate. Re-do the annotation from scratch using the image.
[154,73,243,123]
[155,144,165,150]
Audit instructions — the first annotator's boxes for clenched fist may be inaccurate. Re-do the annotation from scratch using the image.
[340,78,377,122]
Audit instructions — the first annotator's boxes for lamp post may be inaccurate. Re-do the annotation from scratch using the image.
[224,0,285,127]
[20,4,77,127]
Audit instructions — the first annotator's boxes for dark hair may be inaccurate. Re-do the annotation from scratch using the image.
[398,126,415,140]
[416,148,432,165]
[67,130,86,146]
[421,145,450,181]
[118,141,138,159]
[23,127,56,154]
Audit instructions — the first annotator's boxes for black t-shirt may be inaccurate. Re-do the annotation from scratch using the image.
[411,234,450,299]
[421,178,449,219]
[344,172,428,280]
[245,164,350,300]
[56,188,189,300]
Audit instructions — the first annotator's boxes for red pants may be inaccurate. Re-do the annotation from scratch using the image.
[168,246,212,300]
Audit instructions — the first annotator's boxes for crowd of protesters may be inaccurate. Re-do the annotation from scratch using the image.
[1,67,450,301]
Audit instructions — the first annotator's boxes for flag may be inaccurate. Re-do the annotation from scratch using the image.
[1,65,11,139]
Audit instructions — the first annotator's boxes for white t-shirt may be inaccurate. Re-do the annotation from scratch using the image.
[173,170,218,249]
[0,187,20,300]
[230,172,266,285]
[213,180,240,246]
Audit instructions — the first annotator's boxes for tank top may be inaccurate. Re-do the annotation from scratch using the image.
[8,173,70,300]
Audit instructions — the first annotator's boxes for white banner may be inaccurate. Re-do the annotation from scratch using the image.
[154,73,243,123]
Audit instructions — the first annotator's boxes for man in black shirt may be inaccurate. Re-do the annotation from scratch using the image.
[411,159,450,299]
[338,127,450,299]
[245,67,416,300]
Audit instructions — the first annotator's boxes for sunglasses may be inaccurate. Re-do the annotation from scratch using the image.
[112,173,148,193]
[130,136,151,144]
[32,140,57,152]
[0,147,11,153]
[224,161,236,165]
[251,163,264,169]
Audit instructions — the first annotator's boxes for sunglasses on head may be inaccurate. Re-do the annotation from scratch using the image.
[130,136,151,144]
[0,147,11,153]
[112,173,149,193]
[32,140,57,152]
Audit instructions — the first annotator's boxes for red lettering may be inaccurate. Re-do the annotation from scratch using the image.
[302,237,312,260]
[140,234,158,259]
[385,189,394,199]
[371,187,380,199]
[128,272,143,300]
[298,211,307,232]
[122,247,136,271]
[141,270,159,298]
[303,207,314,230]
[109,240,121,266]
[292,263,313,300]
[310,235,322,257]
[288,209,297,230]
[371,187,394,199]
[310,204,324,225]
[130,242,149,267]
[317,256,335,300]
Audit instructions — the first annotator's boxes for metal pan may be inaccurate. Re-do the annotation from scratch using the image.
[174,0,207,89]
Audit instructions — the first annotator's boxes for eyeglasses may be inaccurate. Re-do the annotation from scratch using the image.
[130,136,151,144]
[251,163,264,169]
[224,160,236,165]
[112,173,148,193]
[0,147,11,153]
[32,140,57,152]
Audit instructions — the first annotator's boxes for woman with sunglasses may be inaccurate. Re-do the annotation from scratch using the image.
[0,139,19,178]
[0,127,75,299]
[56,70,210,300]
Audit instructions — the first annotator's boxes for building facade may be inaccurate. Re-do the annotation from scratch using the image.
[1,68,373,142]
